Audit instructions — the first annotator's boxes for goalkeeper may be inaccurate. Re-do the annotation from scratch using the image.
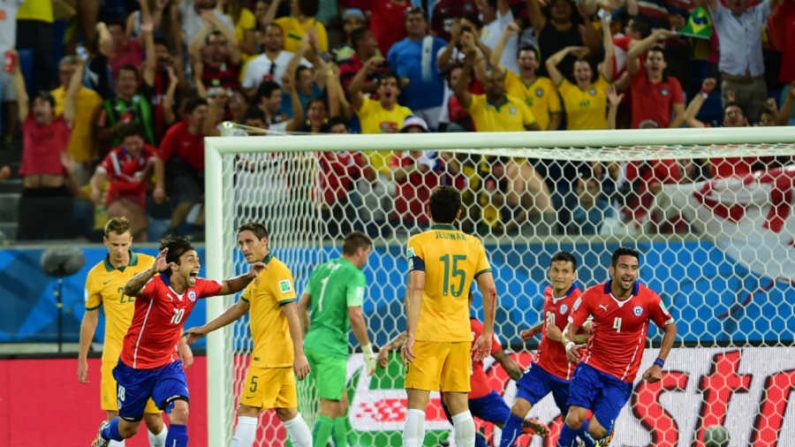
[298,231,378,447]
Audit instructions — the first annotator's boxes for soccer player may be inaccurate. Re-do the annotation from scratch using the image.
[557,248,677,447]
[298,231,377,447]
[401,185,497,447]
[80,217,180,447]
[500,252,587,447]
[92,236,263,447]
[184,223,313,447]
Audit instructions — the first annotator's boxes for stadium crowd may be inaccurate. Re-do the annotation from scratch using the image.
[4,0,795,242]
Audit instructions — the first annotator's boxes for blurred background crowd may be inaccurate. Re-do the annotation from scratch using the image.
[3,0,795,243]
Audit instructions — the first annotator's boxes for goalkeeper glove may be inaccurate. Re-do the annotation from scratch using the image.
[362,344,377,375]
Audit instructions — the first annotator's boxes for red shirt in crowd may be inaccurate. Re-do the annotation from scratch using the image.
[121,275,222,369]
[630,70,684,129]
[159,120,205,171]
[390,152,467,224]
[317,151,369,205]
[469,317,502,399]
[20,115,71,177]
[370,0,410,57]
[97,144,159,207]
[569,281,674,383]
[201,59,242,92]
[535,285,581,381]
[769,0,795,83]
[110,39,145,79]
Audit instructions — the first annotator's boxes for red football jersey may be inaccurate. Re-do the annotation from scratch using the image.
[98,144,158,207]
[536,285,581,381]
[469,318,502,399]
[569,281,674,382]
[121,274,222,369]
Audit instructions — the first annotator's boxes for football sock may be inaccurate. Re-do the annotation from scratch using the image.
[499,414,524,447]
[283,413,313,447]
[557,422,585,447]
[579,419,597,447]
[452,411,476,447]
[165,423,188,447]
[102,418,124,441]
[149,426,167,447]
[333,417,348,447]
[230,416,257,447]
[403,408,426,447]
[109,441,125,447]
[312,415,334,447]
[475,432,489,447]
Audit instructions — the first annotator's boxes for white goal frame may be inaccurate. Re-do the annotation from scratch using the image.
[204,126,795,446]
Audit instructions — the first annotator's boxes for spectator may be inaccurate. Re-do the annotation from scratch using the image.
[52,55,103,184]
[16,0,55,91]
[572,177,613,235]
[339,27,388,94]
[96,65,156,150]
[180,0,235,44]
[84,22,116,100]
[706,0,779,123]
[90,124,166,241]
[279,33,327,117]
[350,66,413,173]
[220,0,258,57]
[274,0,329,53]
[106,18,145,79]
[528,0,601,76]
[546,45,613,130]
[142,28,190,141]
[332,8,368,62]
[0,0,20,142]
[439,64,478,131]
[369,0,410,57]
[13,50,78,240]
[158,97,209,234]
[769,0,795,122]
[242,23,307,95]
[491,23,562,130]
[454,55,557,235]
[431,0,477,41]
[478,0,521,75]
[191,28,242,97]
[626,29,685,129]
[126,0,179,43]
[387,7,447,129]
[253,74,305,132]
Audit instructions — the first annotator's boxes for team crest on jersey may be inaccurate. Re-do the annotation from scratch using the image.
[279,280,293,293]
[588,88,597,96]
[508,107,517,115]
[535,88,544,97]
[560,304,569,315]
[661,88,669,96]
[633,305,643,316]
[188,290,197,302]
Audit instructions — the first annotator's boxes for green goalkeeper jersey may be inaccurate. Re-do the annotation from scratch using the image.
[303,257,367,358]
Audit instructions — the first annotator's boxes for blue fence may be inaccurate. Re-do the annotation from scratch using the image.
[1,241,793,347]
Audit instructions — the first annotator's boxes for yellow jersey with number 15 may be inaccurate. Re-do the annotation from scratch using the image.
[407,224,491,343]
[84,252,155,363]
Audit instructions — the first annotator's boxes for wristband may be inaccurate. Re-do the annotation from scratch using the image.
[362,344,374,356]
[565,341,576,352]
[700,91,710,99]
[653,357,665,368]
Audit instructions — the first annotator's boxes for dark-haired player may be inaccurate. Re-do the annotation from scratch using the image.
[92,236,264,447]
[557,248,677,447]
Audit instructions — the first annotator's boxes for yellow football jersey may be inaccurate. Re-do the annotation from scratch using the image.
[84,253,155,362]
[407,225,491,342]
[559,76,610,130]
[241,254,297,368]
[274,16,329,53]
[504,73,561,130]
[357,96,413,173]
[467,94,537,132]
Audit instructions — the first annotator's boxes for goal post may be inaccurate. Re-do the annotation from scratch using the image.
[205,126,795,447]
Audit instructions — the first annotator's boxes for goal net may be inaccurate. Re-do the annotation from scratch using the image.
[205,127,795,447]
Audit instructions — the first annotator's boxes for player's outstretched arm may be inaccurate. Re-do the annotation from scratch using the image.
[473,271,498,362]
[401,271,425,365]
[77,308,100,384]
[520,322,544,341]
[184,299,250,344]
[642,322,677,382]
[218,262,266,295]
[349,305,376,375]
[493,350,523,381]
[123,248,171,296]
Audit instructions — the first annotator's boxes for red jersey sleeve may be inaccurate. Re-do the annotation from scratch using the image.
[490,332,502,356]
[568,289,592,327]
[646,292,675,329]
[137,277,159,300]
[196,278,223,298]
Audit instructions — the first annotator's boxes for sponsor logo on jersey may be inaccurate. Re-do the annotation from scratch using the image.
[633,305,644,316]
[279,279,293,293]
[661,87,669,96]
[536,87,544,97]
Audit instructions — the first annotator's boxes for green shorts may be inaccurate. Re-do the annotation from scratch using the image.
[306,348,347,401]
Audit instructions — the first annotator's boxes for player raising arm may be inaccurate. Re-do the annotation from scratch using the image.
[501,252,587,447]
[557,248,677,447]
[92,236,263,447]
[184,223,313,447]
[401,186,497,447]
[299,231,375,447]
[80,217,180,447]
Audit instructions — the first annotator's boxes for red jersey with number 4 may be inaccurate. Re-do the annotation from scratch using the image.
[470,318,502,399]
[121,274,222,369]
[569,281,674,382]
[536,285,581,381]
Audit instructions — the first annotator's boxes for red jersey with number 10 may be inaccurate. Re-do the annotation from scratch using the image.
[569,281,674,383]
[536,285,581,381]
[121,274,222,369]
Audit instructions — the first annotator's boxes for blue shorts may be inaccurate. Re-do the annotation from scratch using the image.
[441,391,511,425]
[516,363,570,416]
[113,360,189,421]
[567,363,632,433]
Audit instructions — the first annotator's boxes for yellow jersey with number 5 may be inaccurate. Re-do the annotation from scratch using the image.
[84,252,155,363]
[407,224,491,342]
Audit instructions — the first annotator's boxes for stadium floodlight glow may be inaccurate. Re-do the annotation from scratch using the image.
[205,125,795,447]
